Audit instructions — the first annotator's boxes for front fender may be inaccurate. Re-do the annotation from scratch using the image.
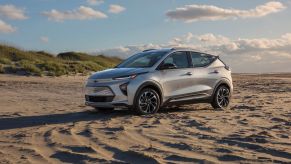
[127,79,163,106]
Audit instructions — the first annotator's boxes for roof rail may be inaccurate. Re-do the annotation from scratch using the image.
[171,47,195,51]
[142,49,156,52]
[170,47,192,51]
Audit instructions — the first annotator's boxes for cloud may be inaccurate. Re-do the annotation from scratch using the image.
[108,4,126,14]
[196,33,230,44]
[0,5,27,33]
[170,32,194,45]
[0,4,28,20]
[0,19,16,33]
[196,33,291,72]
[166,1,285,22]
[40,36,49,43]
[98,33,291,58]
[96,32,291,73]
[87,0,104,6]
[214,34,291,54]
[98,44,162,57]
[42,6,107,22]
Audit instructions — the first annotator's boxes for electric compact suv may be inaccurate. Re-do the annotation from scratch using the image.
[85,48,233,114]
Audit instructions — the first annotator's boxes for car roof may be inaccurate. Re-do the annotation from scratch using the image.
[142,48,217,56]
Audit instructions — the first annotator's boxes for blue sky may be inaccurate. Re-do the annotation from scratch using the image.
[0,0,291,72]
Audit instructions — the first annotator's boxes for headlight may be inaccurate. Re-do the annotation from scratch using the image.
[86,79,95,86]
[113,74,137,80]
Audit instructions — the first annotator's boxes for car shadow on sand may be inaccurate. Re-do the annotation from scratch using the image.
[0,107,215,131]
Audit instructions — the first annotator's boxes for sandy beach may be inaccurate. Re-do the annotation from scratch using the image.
[0,74,290,163]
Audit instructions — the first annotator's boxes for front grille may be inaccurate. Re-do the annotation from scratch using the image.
[85,95,114,102]
[85,87,114,96]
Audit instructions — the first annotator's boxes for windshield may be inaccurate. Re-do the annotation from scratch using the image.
[117,51,168,68]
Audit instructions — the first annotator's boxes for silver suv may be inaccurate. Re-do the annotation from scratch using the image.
[85,48,233,114]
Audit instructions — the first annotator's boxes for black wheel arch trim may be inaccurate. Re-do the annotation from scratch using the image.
[211,78,232,100]
[134,81,163,106]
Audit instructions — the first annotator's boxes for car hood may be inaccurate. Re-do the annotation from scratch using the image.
[89,68,148,79]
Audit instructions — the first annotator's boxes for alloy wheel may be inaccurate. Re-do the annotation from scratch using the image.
[216,86,230,108]
[138,91,158,113]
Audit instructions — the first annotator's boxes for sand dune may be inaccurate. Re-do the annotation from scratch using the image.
[0,74,290,163]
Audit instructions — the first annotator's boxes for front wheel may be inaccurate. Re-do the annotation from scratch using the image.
[211,85,231,109]
[134,88,160,115]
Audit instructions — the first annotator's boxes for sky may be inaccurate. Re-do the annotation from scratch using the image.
[0,0,291,73]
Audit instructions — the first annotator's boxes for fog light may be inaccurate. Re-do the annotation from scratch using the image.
[120,83,128,95]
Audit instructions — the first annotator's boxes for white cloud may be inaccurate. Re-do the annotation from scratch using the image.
[95,32,291,73]
[87,0,104,6]
[108,4,126,14]
[166,1,285,22]
[222,34,291,53]
[169,32,194,45]
[0,19,16,33]
[40,36,49,43]
[197,33,230,44]
[250,55,262,61]
[185,32,194,42]
[42,6,107,22]
[98,44,161,57]
[0,4,28,20]
[197,33,291,72]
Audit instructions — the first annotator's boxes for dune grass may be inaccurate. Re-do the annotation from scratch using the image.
[0,44,122,76]
[0,64,4,73]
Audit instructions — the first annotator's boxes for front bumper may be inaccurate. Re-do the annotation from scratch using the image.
[85,100,129,108]
[84,79,131,108]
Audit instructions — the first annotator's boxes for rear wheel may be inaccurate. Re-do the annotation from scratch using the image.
[134,88,160,115]
[211,85,230,109]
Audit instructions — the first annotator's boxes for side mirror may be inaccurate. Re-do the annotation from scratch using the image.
[160,63,177,70]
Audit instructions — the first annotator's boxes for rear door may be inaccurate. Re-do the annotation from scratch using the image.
[158,51,194,99]
[189,52,219,96]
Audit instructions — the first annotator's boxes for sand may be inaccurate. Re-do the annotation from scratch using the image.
[0,74,290,163]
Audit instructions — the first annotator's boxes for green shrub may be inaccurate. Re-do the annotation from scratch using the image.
[70,63,86,74]
[6,65,17,73]
[0,44,122,76]
[40,61,68,76]
[0,58,11,64]
[57,52,90,61]
[0,64,4,73]
[82,61,103,71]
[63,61,104,75]
[19,60,42,76]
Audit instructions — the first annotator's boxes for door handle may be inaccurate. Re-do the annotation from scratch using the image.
[209,70,219,74]
[185,72,192,76]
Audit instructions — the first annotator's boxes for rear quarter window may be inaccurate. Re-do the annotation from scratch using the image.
[191,52,217,67]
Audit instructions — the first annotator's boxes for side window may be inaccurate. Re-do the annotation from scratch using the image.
[191,52,216,67]
[164,51,190,69]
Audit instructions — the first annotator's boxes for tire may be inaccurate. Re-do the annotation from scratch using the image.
[134,88,160,115]
[94,107,114,112]
[211,85,231,109]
